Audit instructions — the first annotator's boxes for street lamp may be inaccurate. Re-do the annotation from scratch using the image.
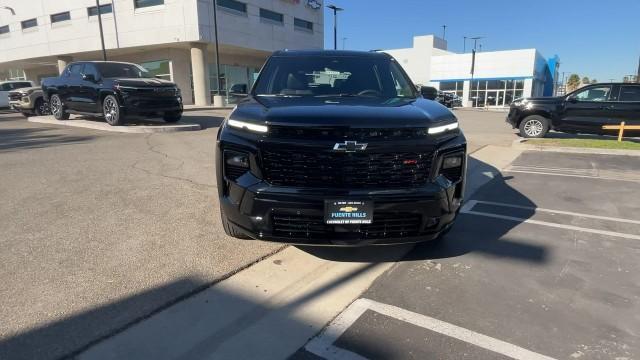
[95,0,107,61]
[441,25,447,40]
[212,0,222,99]
[342,37,347,50]
[1,6,16,15]
[468,36,484,107]
[327,4,343,50]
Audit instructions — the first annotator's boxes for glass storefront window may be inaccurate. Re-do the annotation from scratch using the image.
[140,60,171,80]
[515,80,525,90]
[209,64,260,104]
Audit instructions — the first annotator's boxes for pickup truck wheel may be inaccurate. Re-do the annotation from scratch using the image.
[163,111,182,123]
[519,115,549,138]
[50,94,69,120]
[34,98,50,116]
[103,95,125,126]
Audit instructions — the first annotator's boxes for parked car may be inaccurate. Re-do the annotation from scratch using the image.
[42,61,183,126]
[216,50,466,246]
[507,83,640,138]
[9,86,50,117]
[0,80,34,108]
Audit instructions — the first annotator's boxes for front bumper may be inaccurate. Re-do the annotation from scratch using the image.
[506,106,522,128]
[119,93,183,114]
[217,141,466,246]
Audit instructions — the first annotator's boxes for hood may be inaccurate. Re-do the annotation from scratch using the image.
[113,78,176,88]
[231,96,456,128]
[8,86,42,94]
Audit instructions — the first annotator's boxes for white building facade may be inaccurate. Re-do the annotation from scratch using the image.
[0,0,324,105]
[385,35,559,107]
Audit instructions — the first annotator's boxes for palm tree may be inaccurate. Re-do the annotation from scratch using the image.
[567,74,581,92]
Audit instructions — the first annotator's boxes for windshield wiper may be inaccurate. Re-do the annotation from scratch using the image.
[256,94,302,98]
[313,93,360,98]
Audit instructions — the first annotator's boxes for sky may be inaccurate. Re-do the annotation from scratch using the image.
[322,0,640,82]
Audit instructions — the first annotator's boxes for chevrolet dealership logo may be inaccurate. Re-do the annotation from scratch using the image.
[339,206,359,212]
[333,141,367,152]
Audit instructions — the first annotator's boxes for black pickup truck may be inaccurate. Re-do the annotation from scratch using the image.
[42,61,183,126]
[507,83,640,138]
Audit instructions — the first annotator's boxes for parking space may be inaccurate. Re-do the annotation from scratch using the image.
[295,151,640,360]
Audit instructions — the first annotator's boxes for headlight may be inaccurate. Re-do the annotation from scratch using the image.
[428,121,459,135]
[512,98,527,107]
[227,119,268,133]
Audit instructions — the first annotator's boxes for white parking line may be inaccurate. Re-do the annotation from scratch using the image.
[467,200,640,225]
[305,298,557,360]
[460,200,640,240]
[504,166,640,183]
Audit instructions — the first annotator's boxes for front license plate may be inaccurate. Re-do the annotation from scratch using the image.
[324,200,373,224]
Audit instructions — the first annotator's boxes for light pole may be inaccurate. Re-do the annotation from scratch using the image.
[95,0,107,61]
[212,0,222,97]
[441,25,447,40]
[327,4,343,50]
[1,6,15,15]
[342,37,347,50]
[463,36,467,53]
[468,36,484,107]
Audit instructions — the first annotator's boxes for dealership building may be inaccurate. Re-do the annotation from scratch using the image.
[0,0,323,105]
[385,35,559,107]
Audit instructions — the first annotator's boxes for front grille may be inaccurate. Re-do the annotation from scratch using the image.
[8,93,22,101]
[272,212,422,240]
[269,126,429,141]
[262,149,433,188]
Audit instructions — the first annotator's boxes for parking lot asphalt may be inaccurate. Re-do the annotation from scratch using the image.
[0,111,284,360]
[296,151,640,360]
[0,108,532,360]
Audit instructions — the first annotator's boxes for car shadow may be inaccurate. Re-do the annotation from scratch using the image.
[0,127,95,152]
[297,156,546,264]
[0,266,382,360]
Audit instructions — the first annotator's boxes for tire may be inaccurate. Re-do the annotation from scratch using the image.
[519,115,550,138]
[34,98,50,116]
[49,94,69,120]
[220,207,251,239]
[103,95,125,126]
[163,111,182,123]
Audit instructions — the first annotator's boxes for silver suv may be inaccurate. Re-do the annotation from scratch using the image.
[8,86,50,117]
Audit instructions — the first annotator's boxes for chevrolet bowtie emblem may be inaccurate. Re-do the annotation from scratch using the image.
[333,141,367,152]
[339,206,359,212]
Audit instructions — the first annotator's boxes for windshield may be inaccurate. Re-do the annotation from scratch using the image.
[96,63,153,79]
[253,55,417,98]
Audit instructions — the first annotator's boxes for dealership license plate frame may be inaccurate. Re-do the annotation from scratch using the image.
[324,200,373,225]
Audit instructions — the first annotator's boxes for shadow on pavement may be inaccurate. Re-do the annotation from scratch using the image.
[297,156,546,264]
[1,264,379,360]
[0,127,95,152]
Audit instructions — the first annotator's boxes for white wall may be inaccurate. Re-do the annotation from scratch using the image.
[431,49,538,81]
[0,0,323,64]
[385,35,448,86]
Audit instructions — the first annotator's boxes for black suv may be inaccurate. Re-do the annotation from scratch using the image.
[42,61,183,125]
[216,50,466,246]
[507,83,640,138]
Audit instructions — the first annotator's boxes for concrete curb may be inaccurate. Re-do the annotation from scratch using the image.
[28,116,201,133]
[512,139,640,157]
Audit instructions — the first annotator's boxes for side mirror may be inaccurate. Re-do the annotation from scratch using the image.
[82,74,96,82]
[229,84,248,97]
[420,86,438,100]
